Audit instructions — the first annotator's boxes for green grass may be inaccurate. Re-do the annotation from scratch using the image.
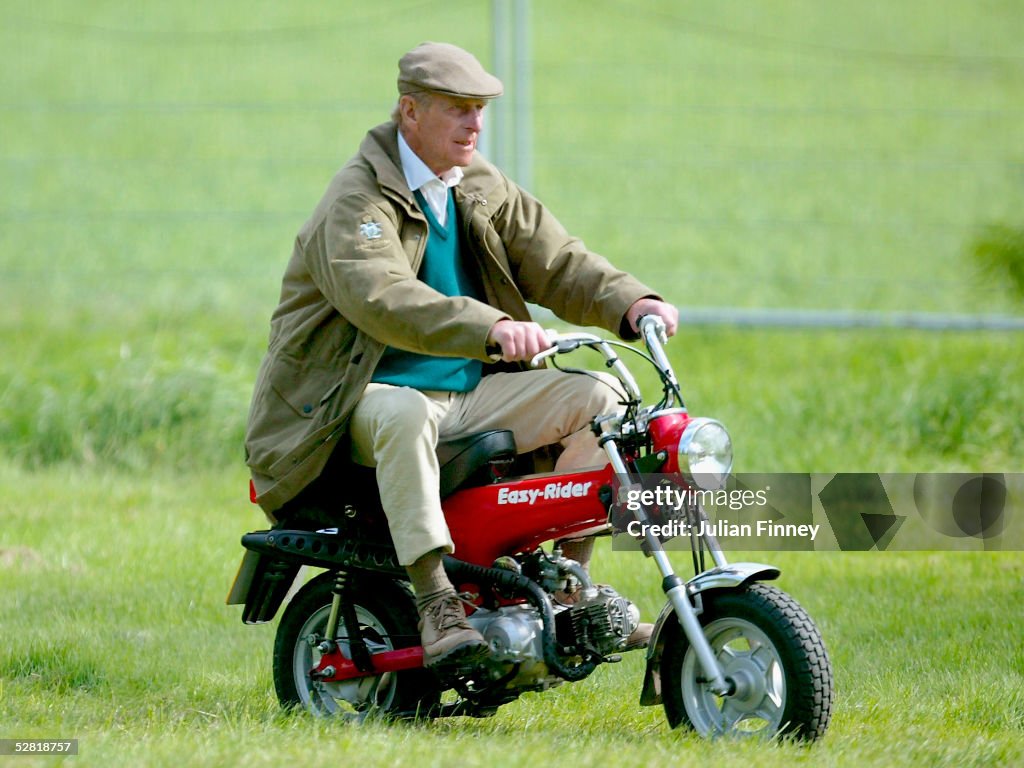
[2,0,1024,765]
[2,465,1023,767]
[4,324,1020,473]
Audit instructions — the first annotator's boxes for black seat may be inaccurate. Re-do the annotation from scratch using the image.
[275,429,518,530]
[437,429,517,497]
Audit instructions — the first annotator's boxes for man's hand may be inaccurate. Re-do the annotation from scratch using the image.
[626,297,679,337]
[487,319,553,363]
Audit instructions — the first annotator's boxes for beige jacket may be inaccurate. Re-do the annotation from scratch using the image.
[245,122,656,516]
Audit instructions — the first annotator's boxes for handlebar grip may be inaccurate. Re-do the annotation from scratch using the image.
[638,314,668,343]
[487,327,559,361]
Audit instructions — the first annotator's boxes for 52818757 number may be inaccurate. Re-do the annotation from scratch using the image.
[0,739,79,755]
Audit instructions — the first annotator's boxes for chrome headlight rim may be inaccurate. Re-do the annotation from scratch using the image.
[677,417,734,490]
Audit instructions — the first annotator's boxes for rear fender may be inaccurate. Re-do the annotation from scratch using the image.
[639,562,780,706]
[225,548,301,625]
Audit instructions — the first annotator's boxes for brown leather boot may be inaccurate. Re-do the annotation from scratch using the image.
[418,591,488,668]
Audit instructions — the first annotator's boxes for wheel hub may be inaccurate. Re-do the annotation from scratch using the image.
[292,604,397,715]
[723,660,768,712]
[680,615,786,736]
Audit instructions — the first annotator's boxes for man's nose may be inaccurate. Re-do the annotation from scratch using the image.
[466,107,484,132]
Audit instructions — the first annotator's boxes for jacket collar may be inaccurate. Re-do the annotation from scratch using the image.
[361,123,414,206]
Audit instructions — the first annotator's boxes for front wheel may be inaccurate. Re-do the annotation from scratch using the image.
[273,572,440,719]
[662,582,833,740]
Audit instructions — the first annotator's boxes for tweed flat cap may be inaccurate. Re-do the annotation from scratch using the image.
[398,42,504,99]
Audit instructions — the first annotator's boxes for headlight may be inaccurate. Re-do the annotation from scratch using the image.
[677,418,733,490]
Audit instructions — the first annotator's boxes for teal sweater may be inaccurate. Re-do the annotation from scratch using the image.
[371,191,483,392]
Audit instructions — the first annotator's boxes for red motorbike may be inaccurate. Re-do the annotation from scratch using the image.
[227,316,833,739]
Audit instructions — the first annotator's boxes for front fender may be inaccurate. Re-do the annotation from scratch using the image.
[638,562,780,706]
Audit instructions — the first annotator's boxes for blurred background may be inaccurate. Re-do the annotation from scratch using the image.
[2,0,1022,473]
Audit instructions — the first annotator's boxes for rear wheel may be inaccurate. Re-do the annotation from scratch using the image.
[662,583,832,740]
[273,572,440,718]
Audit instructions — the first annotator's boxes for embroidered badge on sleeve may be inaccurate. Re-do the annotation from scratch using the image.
[354,214,391,250]
[359,220,383,240]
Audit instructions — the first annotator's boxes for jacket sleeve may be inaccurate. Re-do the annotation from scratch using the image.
[305,192,509,360]
[492,179,660,339]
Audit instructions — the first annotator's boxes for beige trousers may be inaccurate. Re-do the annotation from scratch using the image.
[349,369,622,565]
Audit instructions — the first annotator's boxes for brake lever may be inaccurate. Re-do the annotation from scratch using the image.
[529,343,561,368]
[529,330,576,368]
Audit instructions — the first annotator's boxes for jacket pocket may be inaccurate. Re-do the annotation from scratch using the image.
[269,355,342,420]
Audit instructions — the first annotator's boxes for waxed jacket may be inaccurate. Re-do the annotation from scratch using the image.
[245,122,657,517]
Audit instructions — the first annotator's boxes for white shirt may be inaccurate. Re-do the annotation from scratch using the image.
[397,130,463,227]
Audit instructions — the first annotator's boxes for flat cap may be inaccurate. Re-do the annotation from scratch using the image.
[398,42,504,99]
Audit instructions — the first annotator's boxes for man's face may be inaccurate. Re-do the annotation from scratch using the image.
[402,93,486,175]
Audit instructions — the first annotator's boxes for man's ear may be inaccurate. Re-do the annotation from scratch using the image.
[398,94,419,126]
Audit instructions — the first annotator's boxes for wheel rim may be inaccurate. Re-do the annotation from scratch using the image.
[291,603,399,717]
[681,617,786,737]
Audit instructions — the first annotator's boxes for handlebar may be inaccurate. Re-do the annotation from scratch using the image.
[638,314,668,345]
[637,314,679,389]
[528,330,601,368]
[529,330,643,403]
[521,314,682,408]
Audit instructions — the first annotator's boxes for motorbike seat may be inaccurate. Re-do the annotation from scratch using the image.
[437,428,517,497]
[272,429,519,530]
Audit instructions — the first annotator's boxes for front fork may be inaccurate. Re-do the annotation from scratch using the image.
[602,435,735,696]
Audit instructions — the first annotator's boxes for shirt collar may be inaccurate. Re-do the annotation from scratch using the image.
[397,129,463,193]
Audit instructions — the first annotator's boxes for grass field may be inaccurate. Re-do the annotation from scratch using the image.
[3,467,1023,767]
[2,1,1023,765]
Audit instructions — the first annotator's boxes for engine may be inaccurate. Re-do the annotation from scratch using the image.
[467,604,551,689]
[553,585,641,656]
[465,584,640,692]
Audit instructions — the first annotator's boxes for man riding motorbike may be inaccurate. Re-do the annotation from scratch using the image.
[244,42,679,668]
